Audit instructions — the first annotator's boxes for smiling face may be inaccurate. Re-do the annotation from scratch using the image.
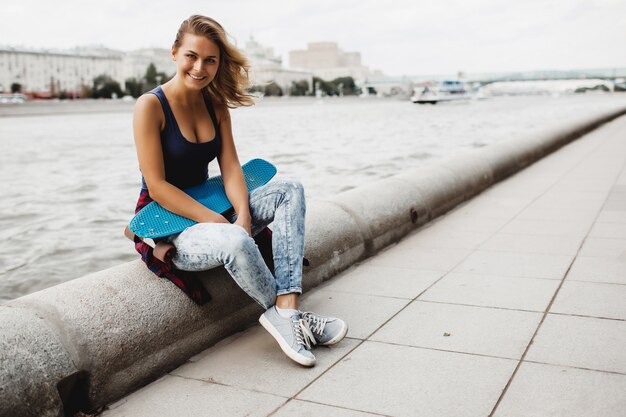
[172,33,220,90]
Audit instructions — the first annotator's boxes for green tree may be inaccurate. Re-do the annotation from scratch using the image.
[264,81,283,96]
[289,79,309,96]
[331,76,358,95]
[313,77,338,96]
[92,74,123,99]
[145,63,158,87]
[10,83,22,93]
[125,77,144,98]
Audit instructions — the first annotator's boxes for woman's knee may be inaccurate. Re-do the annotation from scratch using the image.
[278,178,305,203]
[222,226,257,255]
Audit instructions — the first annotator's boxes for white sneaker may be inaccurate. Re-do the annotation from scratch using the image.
[259,306,316,367]
[301,311,348,346]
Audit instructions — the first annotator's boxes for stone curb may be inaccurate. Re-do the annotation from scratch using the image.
[1,106,625,417]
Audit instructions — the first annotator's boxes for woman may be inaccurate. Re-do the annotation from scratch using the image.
[132,15,347,367]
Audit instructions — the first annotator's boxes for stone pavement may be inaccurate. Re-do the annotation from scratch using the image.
[102,116,626,417]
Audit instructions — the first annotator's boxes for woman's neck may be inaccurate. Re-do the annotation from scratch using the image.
[163,76,203,106]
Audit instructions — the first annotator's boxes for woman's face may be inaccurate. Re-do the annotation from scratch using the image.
[172,33,220,90]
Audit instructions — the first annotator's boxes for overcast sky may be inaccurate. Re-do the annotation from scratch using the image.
[1,0,625,76]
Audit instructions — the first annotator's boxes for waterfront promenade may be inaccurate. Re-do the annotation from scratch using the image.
[100,117,626,416]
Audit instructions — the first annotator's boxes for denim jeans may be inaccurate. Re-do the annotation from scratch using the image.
[166,179,306,309]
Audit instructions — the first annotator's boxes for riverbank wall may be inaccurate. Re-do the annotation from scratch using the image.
[1,106,625,417]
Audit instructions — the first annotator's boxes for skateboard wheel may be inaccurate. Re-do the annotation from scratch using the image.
[154,242,176,263]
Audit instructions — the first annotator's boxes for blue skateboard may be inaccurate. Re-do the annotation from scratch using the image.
[125,159,277,260]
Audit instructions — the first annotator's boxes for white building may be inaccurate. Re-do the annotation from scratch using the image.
[124,48,176,81]
[244,37,313,95]
[0,45,175,96]
[289,42,369,81]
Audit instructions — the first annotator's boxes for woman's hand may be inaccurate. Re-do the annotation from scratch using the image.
[198,211,230,224]
[234,212,252,236]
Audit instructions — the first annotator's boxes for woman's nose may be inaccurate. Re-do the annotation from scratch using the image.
[194,60,204,72]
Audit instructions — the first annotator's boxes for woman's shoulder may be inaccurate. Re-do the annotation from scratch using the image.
[134,92,165,128]
[135,92,163,114]
[210,98,230,125]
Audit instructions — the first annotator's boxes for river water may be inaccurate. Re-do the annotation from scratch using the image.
[1,94,625,302]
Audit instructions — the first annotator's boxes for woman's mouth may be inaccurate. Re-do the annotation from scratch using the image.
[187,73,207,81]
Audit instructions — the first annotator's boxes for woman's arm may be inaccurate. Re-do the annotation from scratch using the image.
[216,105,252,234]
[133,94,229,224]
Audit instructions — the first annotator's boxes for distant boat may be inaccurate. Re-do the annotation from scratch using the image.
[0,93,27,104]
[411,80,471,104]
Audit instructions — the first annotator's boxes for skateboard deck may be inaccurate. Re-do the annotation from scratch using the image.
[129,158,277,239]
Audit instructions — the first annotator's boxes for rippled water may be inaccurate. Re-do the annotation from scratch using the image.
[1,94,625,302]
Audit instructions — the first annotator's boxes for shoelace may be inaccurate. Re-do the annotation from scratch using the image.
[292,317,316,350]
[302,312,327,338]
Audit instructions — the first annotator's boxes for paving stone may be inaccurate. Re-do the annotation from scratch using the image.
[579,237,626,258]
[315,263,443,299]
[603,199,626,211]
[453,250,573,280]
[298,341,517,417]
[498,218,592,237]
[515,207,599,223]
[442,196,529,220]
[366,245,471,272]
[172,325,360,398]
[370,301,541,359]
[396,225,493,250]
[429,216,510,234]
[551,281,626,320]
[479,233,583,256]
[300,289,410,340]
[272,400,381,417]
[526,314,626,373]
[596,211,626,224]
[493,362,626,417]
[102,374,285,417]
[419,272,560,311]
[589,222,626,239]
[567,256,626,284]
[530,191,607,211]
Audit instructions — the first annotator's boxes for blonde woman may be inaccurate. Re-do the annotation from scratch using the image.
[132,15,347,367]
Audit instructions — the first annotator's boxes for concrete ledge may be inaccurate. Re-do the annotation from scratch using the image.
[2,106,625,417]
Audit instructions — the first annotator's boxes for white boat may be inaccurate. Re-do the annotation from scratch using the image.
[0,93,27,104]
[411,80,471,104]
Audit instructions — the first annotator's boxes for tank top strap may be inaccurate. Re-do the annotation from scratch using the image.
[203,93,220,130]
[148,86,176,126]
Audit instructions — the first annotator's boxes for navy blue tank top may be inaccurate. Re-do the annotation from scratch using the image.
[141,86,221,190]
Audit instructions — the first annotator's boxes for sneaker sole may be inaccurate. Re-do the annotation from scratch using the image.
[321,321,349,346]
[259,314,316,367]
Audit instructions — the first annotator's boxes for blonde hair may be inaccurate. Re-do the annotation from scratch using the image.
[173,15,255,108]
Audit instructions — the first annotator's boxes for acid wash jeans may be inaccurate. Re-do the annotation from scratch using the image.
[166,179,305,309]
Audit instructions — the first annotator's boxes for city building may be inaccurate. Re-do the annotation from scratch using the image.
[244,37,313,95]
[289,42,370,81]
[0,45,175,97]
[124,48,176,81]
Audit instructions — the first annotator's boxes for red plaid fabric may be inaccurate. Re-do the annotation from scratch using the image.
[132,188,275,305]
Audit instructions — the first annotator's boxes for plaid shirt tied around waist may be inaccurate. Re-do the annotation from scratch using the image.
[132,188,275,305]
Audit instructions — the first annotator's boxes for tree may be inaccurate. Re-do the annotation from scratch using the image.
[141,63,172,94]
[144,63,158,87]
[290,79,309,96]
[125,78,144,98]
[264,81,283,96]
[11,83,22,93]
[92,74,123,99]
[313,77,338,96]
[331,76,359,95]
